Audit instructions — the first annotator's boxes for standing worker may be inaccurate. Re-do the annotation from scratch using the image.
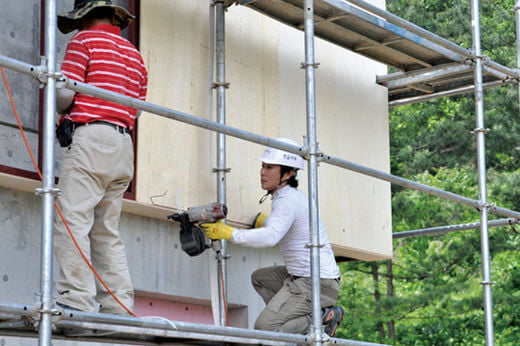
[53,0,148,316]
[202,138,344,337]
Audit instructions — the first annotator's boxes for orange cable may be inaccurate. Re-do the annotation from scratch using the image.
[220,264,229,326]
[1,66,136,317]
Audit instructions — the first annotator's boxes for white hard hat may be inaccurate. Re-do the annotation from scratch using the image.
[258,138,305,170]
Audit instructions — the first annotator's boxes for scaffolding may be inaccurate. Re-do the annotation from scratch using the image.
[0,0,518,345]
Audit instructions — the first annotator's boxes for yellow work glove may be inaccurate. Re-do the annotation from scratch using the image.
[201,220,234,240]
[252,212,268,228]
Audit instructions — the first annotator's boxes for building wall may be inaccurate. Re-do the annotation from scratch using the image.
[0,1,42,173]
[0,182,279,331]
[0,0,391,343]
[137,0,392,260]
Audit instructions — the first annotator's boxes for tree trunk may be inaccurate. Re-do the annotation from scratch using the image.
[371,262,385,339]
[386,260,396,342]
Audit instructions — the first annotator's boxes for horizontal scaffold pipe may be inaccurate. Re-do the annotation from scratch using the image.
[319,154,520,220]
[380,64,473,89]
[0,302,384,346]
[341,0,472,58]
[0,54,46,81]
[65,79,306,155]
[377,62,465,83]
[0,54,304,156]
[2,54,520,221]
[63,74,520,221]
[0,302,306,344]
[342,0,519,80]
[481,64,515,82]
[389,80,517,107]
[393,218,520,239]
[321,0,465,63]
[484,59,520,80]
[381,63,513,90]
[54,321,299,345]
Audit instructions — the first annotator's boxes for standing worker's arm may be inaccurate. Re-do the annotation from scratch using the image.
[56,88,75,114]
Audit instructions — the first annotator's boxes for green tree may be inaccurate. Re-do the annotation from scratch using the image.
[339,169,520,344]
[337,1,520,344]
[388,0,520,178]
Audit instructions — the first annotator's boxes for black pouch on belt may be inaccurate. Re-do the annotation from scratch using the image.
[56,118,74,147]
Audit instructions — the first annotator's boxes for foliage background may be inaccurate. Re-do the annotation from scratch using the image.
[335,1,520,344]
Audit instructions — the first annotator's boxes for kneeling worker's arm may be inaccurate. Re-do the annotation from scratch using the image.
[201,220,234,240]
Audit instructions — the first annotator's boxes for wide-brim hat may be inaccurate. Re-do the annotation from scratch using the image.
[58,0,135,34]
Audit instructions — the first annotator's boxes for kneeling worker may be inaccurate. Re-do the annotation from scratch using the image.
[202,138,344,337]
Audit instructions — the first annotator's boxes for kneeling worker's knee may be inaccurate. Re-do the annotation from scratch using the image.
[254,315,278,332]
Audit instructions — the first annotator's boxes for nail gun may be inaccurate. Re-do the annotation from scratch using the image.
[167,202,228,256]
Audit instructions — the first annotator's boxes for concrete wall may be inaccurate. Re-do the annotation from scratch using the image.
[0,182,280,331]
[0,1,42,173]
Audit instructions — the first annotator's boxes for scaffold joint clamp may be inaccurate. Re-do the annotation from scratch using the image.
[212,81,230,89]
[212,167,231,173]
[35,187,61,196]
[305,242,325,249]
[480,280,496,286]
[471,127,490,134]
[300,62,320,69]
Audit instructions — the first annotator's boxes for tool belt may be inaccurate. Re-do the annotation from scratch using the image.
[74,120,130,134]
[56,120,129,148]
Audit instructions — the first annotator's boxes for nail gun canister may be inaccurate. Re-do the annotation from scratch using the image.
[187,202,228,223]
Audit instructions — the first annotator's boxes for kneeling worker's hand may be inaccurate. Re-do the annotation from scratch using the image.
[252,212,268,228]
[201,220,233,240]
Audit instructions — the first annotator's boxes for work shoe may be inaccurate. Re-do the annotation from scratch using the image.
[322,305,344,337]
[56,302,83,312]
[62,328,119,337]
[57,303,119,337]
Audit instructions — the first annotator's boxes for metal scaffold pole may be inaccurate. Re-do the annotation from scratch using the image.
[214,0,229,327]
[470,0,495,345]
[38,0,58,345]
[302,1,323,345]
[515,0,520,107]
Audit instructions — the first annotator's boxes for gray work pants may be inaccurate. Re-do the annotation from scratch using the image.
[252,265,339,334]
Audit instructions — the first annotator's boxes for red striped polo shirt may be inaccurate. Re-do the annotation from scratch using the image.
[61,24,148,129]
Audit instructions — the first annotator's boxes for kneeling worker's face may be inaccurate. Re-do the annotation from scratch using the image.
[260,163,282,191]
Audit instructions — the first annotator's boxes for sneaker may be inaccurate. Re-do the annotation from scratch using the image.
[322,305,344,337]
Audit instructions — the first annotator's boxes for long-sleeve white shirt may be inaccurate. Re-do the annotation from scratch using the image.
[231,185,340,279]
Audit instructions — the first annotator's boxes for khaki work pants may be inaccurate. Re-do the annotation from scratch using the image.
[252,265,339,334]
[54,123,134,314]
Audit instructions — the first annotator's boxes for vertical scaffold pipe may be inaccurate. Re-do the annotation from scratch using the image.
[470,0,495,345]
[303,1,323,345]
[39,1,58,345]
[515,0,520,107]
[215,0,228,327]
